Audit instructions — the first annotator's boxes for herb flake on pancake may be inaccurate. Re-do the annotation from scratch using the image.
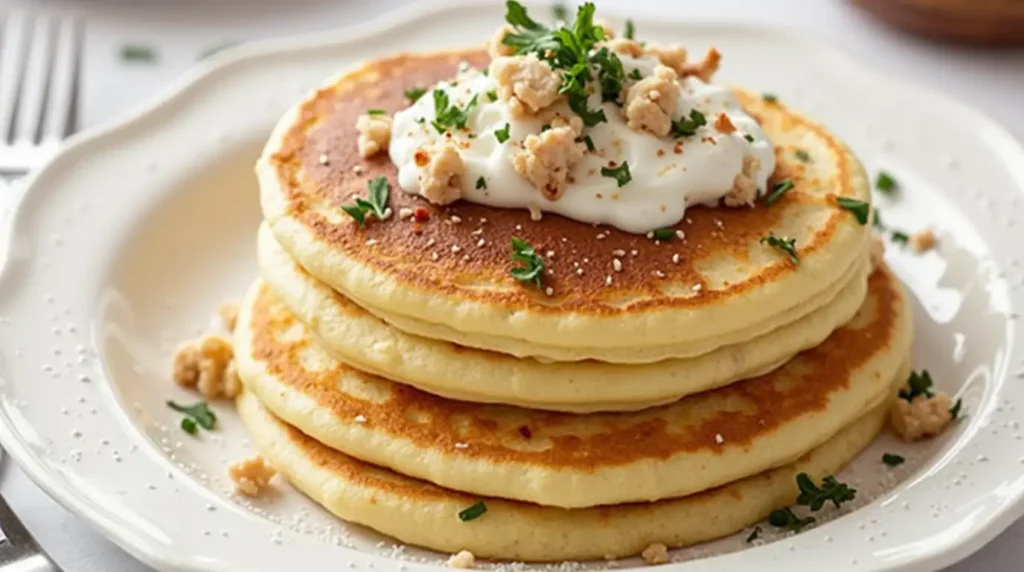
[458,501,487,522]
[341,177,391,227]
[671,109,707,138]
[510,237,545,288]
[600,161,632,187]
[403,87,427,103]
[837,197,870,225]
[764,178,794,206]
[760,232,799,264]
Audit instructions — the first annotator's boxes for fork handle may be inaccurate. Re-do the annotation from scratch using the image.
[0,493,61,571]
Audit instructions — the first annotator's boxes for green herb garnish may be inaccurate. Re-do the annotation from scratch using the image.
[541,123,551,132]
[629,68,642,80]
[459,501,488,522]
[486,89,498,102]
[404,87,427,103]
[671,109,707,138]
[623,19,636,39]
[367,108,387,116]
[764,179,794,206]
[651,228,675,241]
[762,93,778,103]
[591,47,625,102]
[743,133,755,143]
[882,453,905,467]
[875,171,898,194]
[796,473,856,510]
[476,176,487,190]
[120,44,157,63]
[341,177,391,227]
[510,237,545,288]
[795,149,811,163]
[899,370,934,402]
[601,162,631,187]
[495,122,511,143]
[180,417,198,435]
[836,197,870,225]
[891,230,909,245]
[950,398,963,420]
[502,2,611,126]
[769,508,815,533]
[167,401,216,430]
[431,90,475,134]
[581,134,596,152]
[746,526,761,543]
[760,233,799,264]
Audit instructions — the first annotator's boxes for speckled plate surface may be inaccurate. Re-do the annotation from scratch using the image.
[0,1,1021,571]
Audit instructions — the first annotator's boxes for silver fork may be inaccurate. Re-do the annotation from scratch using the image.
[0,8,81,572]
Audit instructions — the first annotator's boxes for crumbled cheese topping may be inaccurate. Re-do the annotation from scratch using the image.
[355,112,392,158]
[490,55,563,118]
[641,543,669,565]
[228,455,277,497]
[447,550,476,569]
[511,125,585,200]
[623,65,679,136]
[890,393,954,441]
[172,334,240,400]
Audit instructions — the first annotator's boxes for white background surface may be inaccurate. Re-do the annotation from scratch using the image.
[1,0,1022,570]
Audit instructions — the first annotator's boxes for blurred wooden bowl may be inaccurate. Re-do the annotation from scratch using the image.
[851,0,1024,46]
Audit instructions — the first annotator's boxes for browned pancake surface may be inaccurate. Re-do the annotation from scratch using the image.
[267,49,859,315]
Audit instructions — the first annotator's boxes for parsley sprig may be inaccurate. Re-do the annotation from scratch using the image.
[341,177,391,227]
[760,233,799,264]
[671,109,707,138]
[501,1,614,126]
[404,87,427,103]
[768,473,856,534]
[167,400,216,432]
[836,197,870,225]
[510,237,545,288]
[899,370,934,401]
[601,162,631,187]
[764,179,794,206]
[431,90,477,134]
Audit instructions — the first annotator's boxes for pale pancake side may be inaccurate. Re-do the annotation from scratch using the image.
[238,389,890,562]
[234,266,912,508]
[258,49,873,353]
[258,223,869,412]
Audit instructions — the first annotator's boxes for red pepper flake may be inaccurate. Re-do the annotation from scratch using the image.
[518,425,532,439]
[414,149,430,167]
[714,113,736,134]
[413,207,430,222]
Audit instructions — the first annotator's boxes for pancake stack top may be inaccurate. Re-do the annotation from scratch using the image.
[236,1,915,563]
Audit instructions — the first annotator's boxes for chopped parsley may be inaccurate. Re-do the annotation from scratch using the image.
[180,417,198,435]
[769,508,815,533]
[486,89,499,102]
[431,90,476,134]
[541,123,551,132]
[875,171,898,194]
[458,501,487,522]
[652,228,675,241]
[341,177,391,227]
[495,122,512,143]
[794,149,811,162]
[743,133,755,143]
[502,1,612,126]
[795,473,856,510]
[872,210,885,229]
[120,44,157,63]
[760,233,799,264]
[629,68,643,81]
[476,176,487,190]
[510,237,545,288]
[764,179,794,206]
[890,230,909,245]
[367,108,387,116]
[899,370,934,401]
[581,134,596,152]
[601,162,632,187]
[623,18,636,39]
[951,398,963,420]
[671,109,707,138]
[836,197,870,225]
[404,87,427,103]
[746,526,761,543]
[167,400,216,431]
[592,47,625,102]
[762,93,778,103]
[882,453,905,467]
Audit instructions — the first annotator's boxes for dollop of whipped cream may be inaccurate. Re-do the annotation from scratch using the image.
[389,54,774,234]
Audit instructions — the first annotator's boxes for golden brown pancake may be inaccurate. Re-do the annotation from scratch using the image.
[238,388,892,562]
[234,266,912,508]
[257,49,873,362]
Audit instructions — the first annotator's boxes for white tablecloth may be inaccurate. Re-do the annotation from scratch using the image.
[4,0,1024,570]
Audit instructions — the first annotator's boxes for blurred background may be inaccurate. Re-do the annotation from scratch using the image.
[0,0,1022,571]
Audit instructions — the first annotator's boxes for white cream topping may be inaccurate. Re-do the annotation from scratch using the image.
[389,55,775,234]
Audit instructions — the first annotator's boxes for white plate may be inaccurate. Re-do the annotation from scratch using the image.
[1,1,1023,571]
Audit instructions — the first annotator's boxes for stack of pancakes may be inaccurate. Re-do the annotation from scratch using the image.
[238,50,913,562]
